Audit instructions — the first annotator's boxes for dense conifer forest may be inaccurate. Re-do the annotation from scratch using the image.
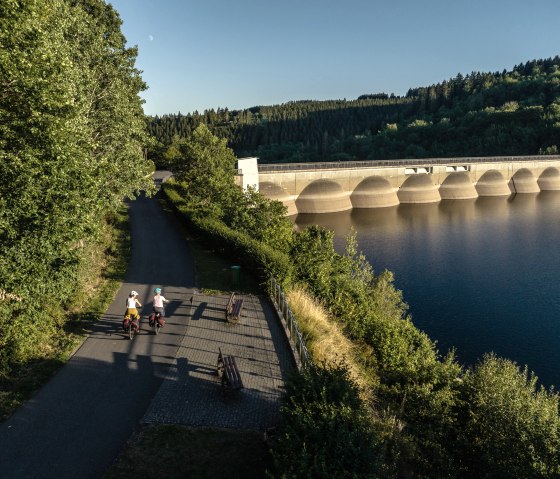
[147,57,560,166]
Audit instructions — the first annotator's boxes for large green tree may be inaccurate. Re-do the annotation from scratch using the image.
[168,123,294,253]
[0,0,152,371]
[170,123,237,215]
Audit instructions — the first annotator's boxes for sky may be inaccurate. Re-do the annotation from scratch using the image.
[108,0,560,116]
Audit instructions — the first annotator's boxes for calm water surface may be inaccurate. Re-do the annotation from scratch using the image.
[295,192,560,389]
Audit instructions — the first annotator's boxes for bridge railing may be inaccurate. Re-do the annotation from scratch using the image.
[268,276,312,370]
[257,154,560,172]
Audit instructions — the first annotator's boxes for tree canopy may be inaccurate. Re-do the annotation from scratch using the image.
[0,0,153,373]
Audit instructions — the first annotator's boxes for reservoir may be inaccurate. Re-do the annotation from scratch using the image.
[294,192,560,389]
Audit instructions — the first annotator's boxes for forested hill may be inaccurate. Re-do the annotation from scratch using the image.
[147,57,560,166]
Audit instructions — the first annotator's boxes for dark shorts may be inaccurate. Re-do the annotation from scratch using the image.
[153,306,165,317]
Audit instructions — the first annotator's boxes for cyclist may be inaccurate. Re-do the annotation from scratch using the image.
[152,287,169,320]
[124,290,142,330]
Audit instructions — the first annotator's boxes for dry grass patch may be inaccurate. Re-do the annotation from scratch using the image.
[286,286,378,395]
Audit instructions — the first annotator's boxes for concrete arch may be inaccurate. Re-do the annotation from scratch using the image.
[295,179,352,213]
[475,170,512,196]
[397,174,441,203]
[351,176,399,208]
[510,168,540,193]
[259,181,297,216]
[439,172,478,200]
[538,167,560,190]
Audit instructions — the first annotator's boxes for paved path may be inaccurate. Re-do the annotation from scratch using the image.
[144,292,293,430]
[0,183,294,478]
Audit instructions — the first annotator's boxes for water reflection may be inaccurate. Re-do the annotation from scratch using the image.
[294,192,560,388]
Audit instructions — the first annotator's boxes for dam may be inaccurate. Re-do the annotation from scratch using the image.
[236,155,560,215]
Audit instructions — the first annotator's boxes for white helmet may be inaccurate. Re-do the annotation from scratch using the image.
[130,290,138,296]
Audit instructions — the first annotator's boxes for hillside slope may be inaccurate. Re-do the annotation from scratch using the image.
[148,57,560,165]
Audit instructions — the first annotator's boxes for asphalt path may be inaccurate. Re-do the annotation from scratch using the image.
[0,183,196,478]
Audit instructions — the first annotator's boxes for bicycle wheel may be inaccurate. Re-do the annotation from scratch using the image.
[155,322,160,335]
[129,324,134,340]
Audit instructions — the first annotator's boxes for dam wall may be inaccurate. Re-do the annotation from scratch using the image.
[248,155,560,214]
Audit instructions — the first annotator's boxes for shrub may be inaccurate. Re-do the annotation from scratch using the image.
[458,354,560,478]
[272,364,395,478]
[161,181,294,288]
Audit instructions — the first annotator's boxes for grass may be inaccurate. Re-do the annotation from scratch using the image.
[286,286,378,397]
[103,425,274,479]
[64,207,132,337]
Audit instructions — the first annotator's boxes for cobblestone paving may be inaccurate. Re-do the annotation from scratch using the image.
[143,291,295,431]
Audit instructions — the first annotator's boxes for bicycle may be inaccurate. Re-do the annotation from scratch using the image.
[148,311,165,335]
[123,314,140,340]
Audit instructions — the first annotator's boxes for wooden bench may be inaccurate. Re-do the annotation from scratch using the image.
[217,348,244,393]
[225,292,244,323]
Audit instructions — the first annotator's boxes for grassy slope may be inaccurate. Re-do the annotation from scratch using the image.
[285,287,378,397]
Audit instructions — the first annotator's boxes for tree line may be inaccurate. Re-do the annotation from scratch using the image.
[0,0,152,380]
[147,56,560,165]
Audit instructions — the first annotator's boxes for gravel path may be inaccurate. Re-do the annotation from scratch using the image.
[143,291,294,430]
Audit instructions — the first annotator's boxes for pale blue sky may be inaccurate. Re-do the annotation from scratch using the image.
[109,0,560,116]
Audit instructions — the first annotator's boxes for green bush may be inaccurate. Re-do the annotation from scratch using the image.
[272,364,395,478]
[289,224,466,476]
[162,181,294,288]
[458,354,560,479]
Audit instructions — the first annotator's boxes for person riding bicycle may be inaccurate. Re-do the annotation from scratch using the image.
[152,287,168,318]
[125,290,142,322]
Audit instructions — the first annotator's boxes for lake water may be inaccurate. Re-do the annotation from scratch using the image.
[294,192,560,389]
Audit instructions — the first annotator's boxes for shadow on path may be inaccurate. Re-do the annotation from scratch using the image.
[0,193,196,479]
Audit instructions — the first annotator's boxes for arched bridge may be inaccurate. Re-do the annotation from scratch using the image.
[247,155,560,215]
